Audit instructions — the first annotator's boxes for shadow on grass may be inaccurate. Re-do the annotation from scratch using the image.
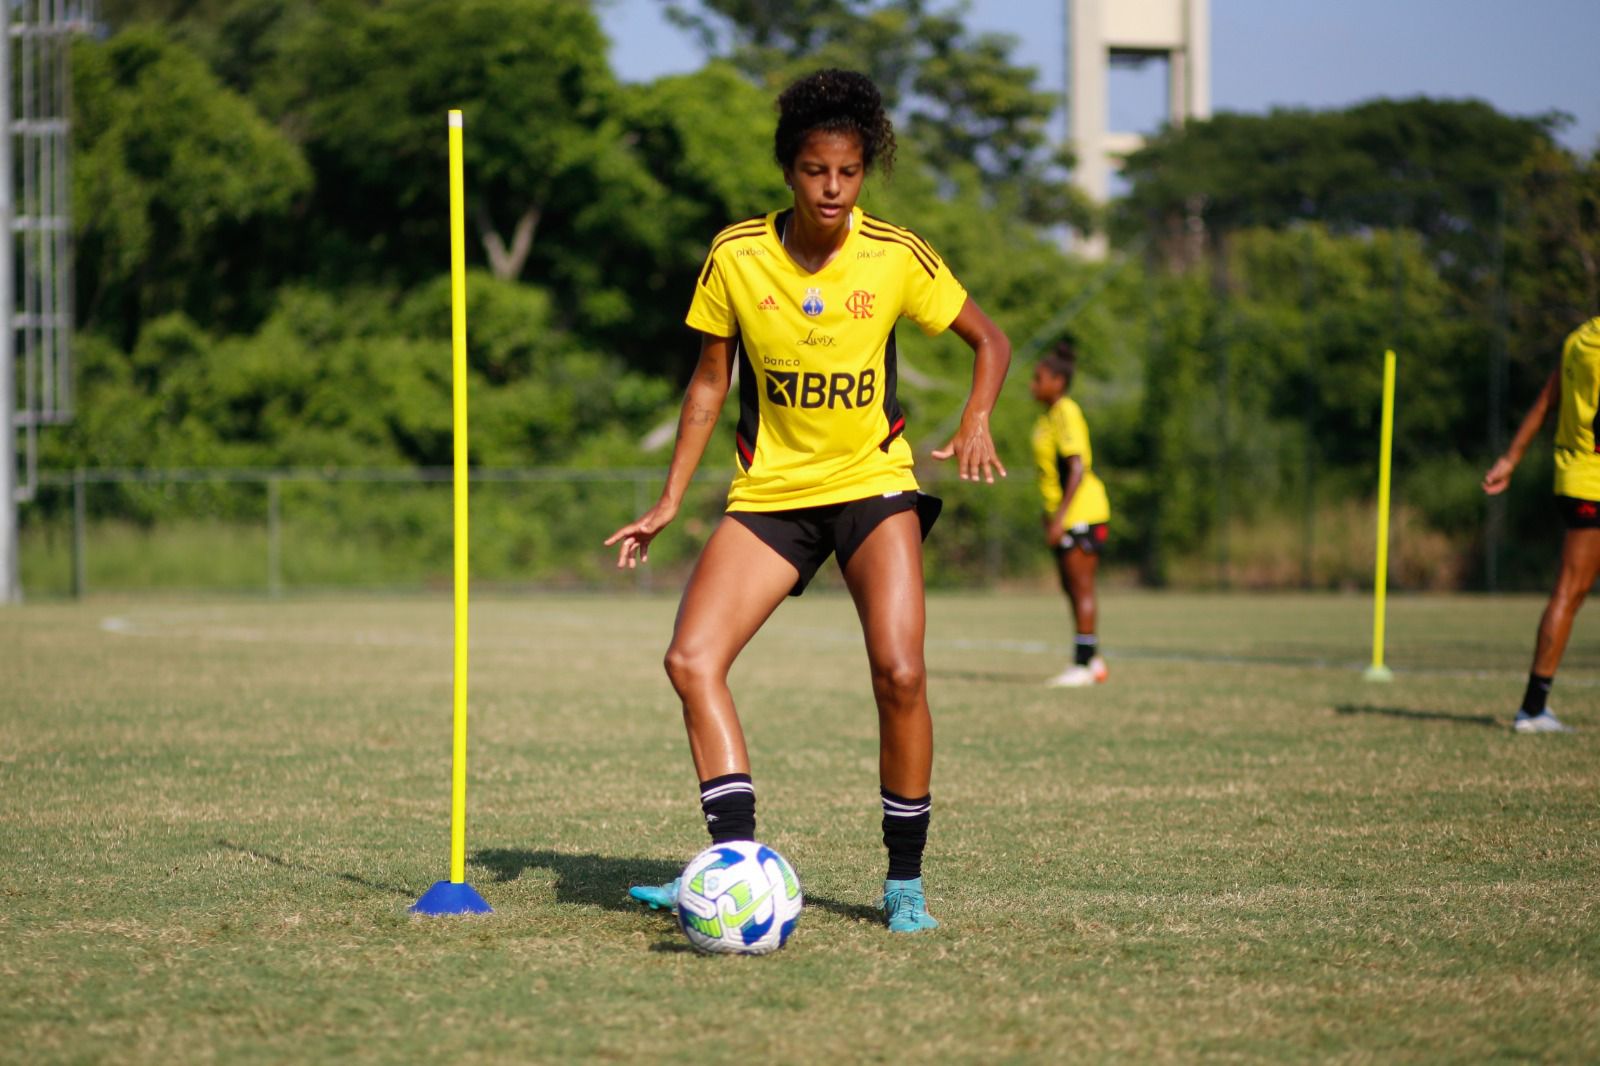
[471,847,881,923]
[1333,704,1501,729]
[214,839,415,899]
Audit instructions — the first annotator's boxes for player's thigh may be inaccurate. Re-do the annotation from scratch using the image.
[1556,527,1600,600]
[671,516,798,667]
[841,509,927,668]
[1063,543,1099,592]
[1052,547,1074,594]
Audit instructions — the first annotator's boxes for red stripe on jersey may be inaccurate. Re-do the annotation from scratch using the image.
[879,415,906,452]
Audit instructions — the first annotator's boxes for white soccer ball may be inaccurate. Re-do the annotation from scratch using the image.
[676,841,803,955]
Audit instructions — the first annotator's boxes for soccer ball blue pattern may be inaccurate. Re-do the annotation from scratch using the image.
[676,841,803,955]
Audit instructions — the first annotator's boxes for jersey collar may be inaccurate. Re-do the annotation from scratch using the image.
[769,206,860,278]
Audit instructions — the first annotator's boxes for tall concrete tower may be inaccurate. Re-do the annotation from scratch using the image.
[1068,0,1210,256]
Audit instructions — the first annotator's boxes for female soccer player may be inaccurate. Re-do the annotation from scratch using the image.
[604,69,1010,932]
[1483,315,1600,733]
[1029,341,1111,687]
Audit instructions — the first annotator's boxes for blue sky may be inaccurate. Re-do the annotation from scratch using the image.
[599,0,1600,153]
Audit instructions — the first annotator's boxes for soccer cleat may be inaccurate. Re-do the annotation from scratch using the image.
[1046,665,1094,687]
[628,876,681,912]
[1047,655,1109,687]
[1513,709,1575,734]
[882,877,939,933]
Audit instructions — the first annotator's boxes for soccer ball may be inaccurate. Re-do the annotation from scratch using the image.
[676,841,803,955]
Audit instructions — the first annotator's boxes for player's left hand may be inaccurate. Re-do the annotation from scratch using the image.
[1045,519,1066,548]
[604,499,678,569]
[1482,456,1515,496]
[932,412,1007,483]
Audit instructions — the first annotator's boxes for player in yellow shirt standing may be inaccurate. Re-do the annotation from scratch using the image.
[1030,340,1111,687]
[1483,316,1600,732]
[605,69,1011,931]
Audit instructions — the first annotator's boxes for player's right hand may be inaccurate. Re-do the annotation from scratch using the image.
[604,501,678,569]
[1481,456,1514,496]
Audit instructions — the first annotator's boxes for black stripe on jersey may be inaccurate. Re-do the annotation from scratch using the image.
[1592,404,1600,454]
[699,218,768,286]
[859,231,937,278]
[879,326,906,451]
[734,335,759,472]
[1056,454,1072,495]
[861,216,941,266]
[711,214,767,243]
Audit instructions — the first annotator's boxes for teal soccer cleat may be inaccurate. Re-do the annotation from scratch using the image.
[629,877,681,912]
[882,877,940,933]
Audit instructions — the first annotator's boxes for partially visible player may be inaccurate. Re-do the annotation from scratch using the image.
[605,69,1011,932]
[1029,340,1111,687]
[1482,315,1600,733]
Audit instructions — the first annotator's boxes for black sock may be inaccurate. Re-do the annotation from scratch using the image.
[700,773,756,844]
[881,787,931,881]
[1520,673,1553,716]
[1075,634,1098,667]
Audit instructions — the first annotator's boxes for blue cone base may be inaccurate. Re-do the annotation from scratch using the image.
[411,880,492,915]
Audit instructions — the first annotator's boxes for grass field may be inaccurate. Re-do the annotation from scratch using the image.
[5,590,1599,1062]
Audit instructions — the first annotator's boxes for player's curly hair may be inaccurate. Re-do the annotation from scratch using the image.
[1040,338,1077,391]
[774,68,896,175]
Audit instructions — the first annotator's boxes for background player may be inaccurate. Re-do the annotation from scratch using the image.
[1030,340,1111,687]
[1482,315,1600,733]
[604,69,1011,931]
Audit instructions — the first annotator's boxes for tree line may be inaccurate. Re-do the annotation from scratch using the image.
[49,0,1600,588]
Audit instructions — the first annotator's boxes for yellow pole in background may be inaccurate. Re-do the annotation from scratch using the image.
[411,109,490,913]
[447,108,472,882]
[1364,349,1397,682]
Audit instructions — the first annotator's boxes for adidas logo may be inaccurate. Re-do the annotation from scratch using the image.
[758,295,779,310]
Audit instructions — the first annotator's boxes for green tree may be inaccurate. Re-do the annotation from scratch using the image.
[1114,98,1561,277]
[660,0,1089,228]
[1506,144,1600,370]
[72,28,311,344]
[264,0,656,289]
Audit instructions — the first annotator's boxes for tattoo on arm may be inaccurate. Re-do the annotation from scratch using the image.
[686,403,717,426]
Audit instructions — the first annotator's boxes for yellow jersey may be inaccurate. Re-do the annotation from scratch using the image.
[1032,395,1110,526]
[685,206,969,511]
[1554,317,1600,502]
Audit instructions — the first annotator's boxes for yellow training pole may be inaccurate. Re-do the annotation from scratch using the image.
[447,108,471,885]
[1364,349,1397,683]
[412,109,490,913]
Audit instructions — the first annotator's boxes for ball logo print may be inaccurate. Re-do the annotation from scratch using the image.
[676,841,803,955]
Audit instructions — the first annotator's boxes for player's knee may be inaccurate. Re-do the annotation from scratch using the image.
[663,643,717,694]
[871,659,925,709]
[1552,575,1591,616]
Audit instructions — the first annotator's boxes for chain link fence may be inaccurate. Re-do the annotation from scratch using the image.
[18,448,1554,601]
[18,465,1063,599]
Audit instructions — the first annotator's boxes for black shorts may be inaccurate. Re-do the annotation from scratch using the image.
[1053,522,1109,557]
[1556,495,1600,529]
[728,491,942,596]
